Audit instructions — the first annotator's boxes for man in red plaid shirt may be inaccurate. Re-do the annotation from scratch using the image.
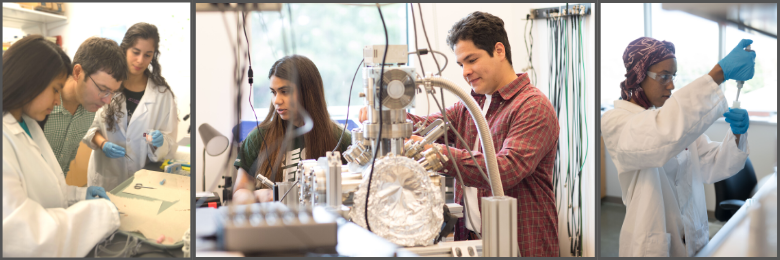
[361,11,559,257]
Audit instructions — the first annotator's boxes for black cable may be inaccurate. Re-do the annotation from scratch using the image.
[409,3,425,77]
[287,3,296,54]
[417,3,441,75]
[364,3,388,232]
[333,59,364,152]
[427,90,481,239]
[242,11,260,130]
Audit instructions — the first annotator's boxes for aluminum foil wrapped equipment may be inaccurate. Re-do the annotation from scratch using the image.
[350,154,444,247]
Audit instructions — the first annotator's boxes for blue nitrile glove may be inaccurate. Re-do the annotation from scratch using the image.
[718,39,756,81]
[102,141,126,158]
[151,130,164,148]
[86,186,110,200]
[724,108,750,135]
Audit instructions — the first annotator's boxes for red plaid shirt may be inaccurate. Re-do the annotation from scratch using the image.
[407,73,559,257]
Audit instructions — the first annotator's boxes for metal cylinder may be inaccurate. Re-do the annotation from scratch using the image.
[275,181,298,208]
[481,196,519,257]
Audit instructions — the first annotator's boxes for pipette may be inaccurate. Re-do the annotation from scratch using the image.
[733,45,752,109]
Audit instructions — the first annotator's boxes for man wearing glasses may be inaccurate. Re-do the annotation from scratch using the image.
[39,37,127,177]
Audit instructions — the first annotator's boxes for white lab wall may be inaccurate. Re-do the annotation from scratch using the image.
[194,11,249,196]
[409,3,596,257]
[604,120,778,211]
[46,3,191,144]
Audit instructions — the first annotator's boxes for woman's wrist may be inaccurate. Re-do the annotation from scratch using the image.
[100,140,107,149]
[708,64,725,85]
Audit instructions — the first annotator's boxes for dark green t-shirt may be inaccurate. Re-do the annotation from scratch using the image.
[236,123,352,183]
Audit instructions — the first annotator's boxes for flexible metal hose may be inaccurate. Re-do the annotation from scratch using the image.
[417,78,504,197]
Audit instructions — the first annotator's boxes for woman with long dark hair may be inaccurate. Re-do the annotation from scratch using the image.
[83,22,179,191]
[3,35,120,257]
[232,55,351,204]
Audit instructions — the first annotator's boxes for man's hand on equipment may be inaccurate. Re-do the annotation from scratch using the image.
[408,135,433,151]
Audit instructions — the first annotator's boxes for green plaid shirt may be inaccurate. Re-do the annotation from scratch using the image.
[42,97,96,176]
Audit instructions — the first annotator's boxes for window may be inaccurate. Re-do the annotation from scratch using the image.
[249,3,408,120]
[601,3,776,116]
[600,3,645,107]
[651,3,719,90]
[723,26,777,114]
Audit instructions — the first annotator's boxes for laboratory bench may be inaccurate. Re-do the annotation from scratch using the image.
[695,170,777,257]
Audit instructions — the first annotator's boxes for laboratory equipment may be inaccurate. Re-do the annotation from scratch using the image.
[733,44,752,109]
[220,203,338,253]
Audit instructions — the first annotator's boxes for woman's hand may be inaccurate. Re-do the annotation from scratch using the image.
[254,189,274,203]
[150,130,164,148]
[232,189,257,205]
[717,39,755,82]
[102,142,126,158]
[232,189,274,204]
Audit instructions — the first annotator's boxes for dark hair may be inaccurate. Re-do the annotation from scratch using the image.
[446,11,513,66]
[72,37,127,82]
[104,22,175,131]
[254,55,339,182]
[3,35,72,112]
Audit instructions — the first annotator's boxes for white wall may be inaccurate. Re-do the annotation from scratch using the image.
[194,11,248,196]
[409,3,596,257]
[604,120,778,211]
[47,3,191,144]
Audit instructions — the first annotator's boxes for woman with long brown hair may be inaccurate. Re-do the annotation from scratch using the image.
[232,55,351,204]
[3,35,120,257]
[83,22,179,191]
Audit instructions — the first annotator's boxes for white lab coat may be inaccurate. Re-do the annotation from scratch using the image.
[602,75,750,257]
[83,78,178,191]
[3,113,119,257]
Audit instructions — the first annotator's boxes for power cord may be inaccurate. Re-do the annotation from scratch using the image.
[333,59,364,152]
[364,3,389,232]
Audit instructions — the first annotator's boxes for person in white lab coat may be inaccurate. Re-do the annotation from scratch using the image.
[3,35,120,257]
[83,22,179,191]
[602,37,755,257]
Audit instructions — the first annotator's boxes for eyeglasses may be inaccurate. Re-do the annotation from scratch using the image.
[646,71,676,86]
[87,75,119,98]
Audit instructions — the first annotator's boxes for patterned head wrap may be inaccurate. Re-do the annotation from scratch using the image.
[620,37,676,109]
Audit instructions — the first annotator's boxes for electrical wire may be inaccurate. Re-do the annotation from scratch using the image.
[333,59,364,152]
[364,3,389,232]
[417,3,442,75]
[411,2,490,239]
[195,6,246,208]
[544,10,587,256]
[427,89,483,239]
[524,14,537,86]
[409,3,425,77]
[242,11,260,130]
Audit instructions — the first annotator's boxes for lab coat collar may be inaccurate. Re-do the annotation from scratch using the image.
[3,112,25,136]
[3,113,44,154]
[614,99,648,114]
